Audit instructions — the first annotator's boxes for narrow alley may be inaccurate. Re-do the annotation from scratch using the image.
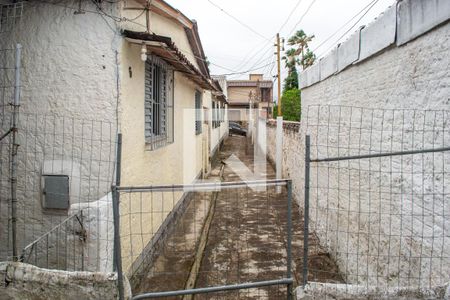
[134,135,343,299]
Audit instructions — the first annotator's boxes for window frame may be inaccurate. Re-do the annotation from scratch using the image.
[195,90,202,135]
[144,55,174,151]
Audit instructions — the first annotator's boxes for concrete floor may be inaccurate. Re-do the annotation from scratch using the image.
[134,135,343,299]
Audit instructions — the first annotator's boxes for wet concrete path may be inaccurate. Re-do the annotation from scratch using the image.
[134,135,343,299]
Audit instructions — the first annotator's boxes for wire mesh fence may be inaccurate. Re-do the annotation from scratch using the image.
[0,111,117,272]
[302,105,450,293]
[116,180,294,299]
[20,212,86,271]
[0,2,23,34]
[0,43,20,261]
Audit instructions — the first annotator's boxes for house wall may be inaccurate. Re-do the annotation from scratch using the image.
[0,0,119,262]
[0,0,222,277]
[227,86,254,103]
[120,42,203,187]
[119,21,204,273]
[121,0,200,71]
[291,0,449,289]
[203,91,228,158]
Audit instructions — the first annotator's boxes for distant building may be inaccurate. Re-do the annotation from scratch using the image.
[227,74,273,122]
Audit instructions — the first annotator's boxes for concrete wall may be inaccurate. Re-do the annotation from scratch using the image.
[121,0,200,71]
[0,0,119,261]
[227,86,254,103]
[203,91,228,158]
[119,10,210,273]
[296,282,450,300]
[120,43,203,187]
[266,120,302,199]
[0,262,131,299]
[0,0,215,281]
[278,0,450,289]
[300,0,450,93]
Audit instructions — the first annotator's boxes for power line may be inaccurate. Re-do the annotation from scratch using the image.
[287,0,317,37]
[311,0,378,54]
[231,37,275,71]
[229,0,310,75]
[277,0,304,33]
[37,0,148,29]
[317,0,380,58]
[232,0,309,78]
[262,54,276,76]
[207,0,272,42]
[234,42,274,73]
[229,49,275,79]
[218,61,274,76]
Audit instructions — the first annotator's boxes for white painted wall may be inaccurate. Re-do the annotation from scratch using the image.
[203,91,228,157]
[271,5,450,289]
[118,10,215,273]
[0,0,216,278]
[0,0,119,262]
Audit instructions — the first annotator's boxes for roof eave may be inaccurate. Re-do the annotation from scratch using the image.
[123,30,217,91]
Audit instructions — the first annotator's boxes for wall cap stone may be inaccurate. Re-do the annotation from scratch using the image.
[296,282,450,300]
[298,0,450,90]
[0,262,132,299]
[267,119,300,132]
[397,0,450,46]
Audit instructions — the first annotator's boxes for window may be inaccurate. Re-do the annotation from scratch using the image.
[145,56,174,150]
[212,101,219,129]
[195,90,202,135]
[220,102,225,123]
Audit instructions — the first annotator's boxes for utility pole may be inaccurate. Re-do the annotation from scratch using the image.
[275,33,282,117]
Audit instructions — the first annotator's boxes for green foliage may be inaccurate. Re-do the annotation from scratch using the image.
[282,48,297,69]
[283,67,298,91]
[300,49,316,69]
[273,89,301,121]
[273,104,278,119]
[278,29,314,120]
[280,89,301,121]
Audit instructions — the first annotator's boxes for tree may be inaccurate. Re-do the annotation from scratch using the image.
[279,89,301,121]
[283,67,298,91]
[282,48,299,90]
[276,29,315,121]
[300,48,316,69]
[282,48,297,69]
[287,30,315,70]
[273,89,301,121]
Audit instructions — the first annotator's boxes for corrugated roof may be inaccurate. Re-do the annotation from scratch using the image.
[123,30,217,91]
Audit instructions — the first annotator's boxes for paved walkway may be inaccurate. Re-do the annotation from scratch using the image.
[134,135,343,299]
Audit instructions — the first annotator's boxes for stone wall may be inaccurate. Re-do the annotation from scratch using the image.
[266,119,303,200]
[0,0,119,262]
[270,0,450,290]
[0,262,131,299]
[296,282,450,300]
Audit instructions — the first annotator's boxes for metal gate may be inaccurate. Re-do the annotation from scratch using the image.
[112,136,294,299]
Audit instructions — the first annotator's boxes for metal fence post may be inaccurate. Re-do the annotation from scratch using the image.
[286,180,293,300]
[11,43,21,261]
[303,135,310,287]
[112,133,124,300]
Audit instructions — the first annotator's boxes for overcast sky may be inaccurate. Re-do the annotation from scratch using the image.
[166,0,395,84]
